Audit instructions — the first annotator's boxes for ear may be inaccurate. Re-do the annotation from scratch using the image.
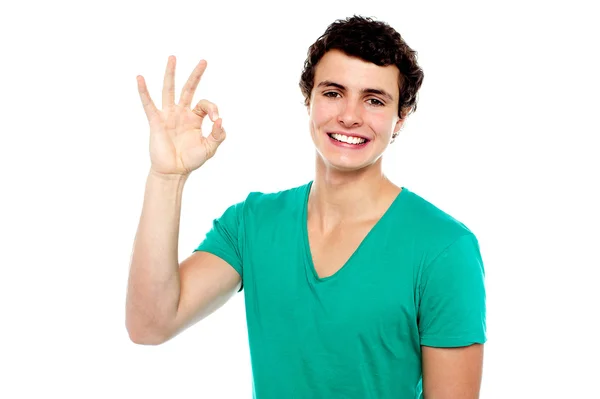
[393,117,404,136]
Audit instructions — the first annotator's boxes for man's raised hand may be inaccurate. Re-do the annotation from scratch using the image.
[137,56,226,177]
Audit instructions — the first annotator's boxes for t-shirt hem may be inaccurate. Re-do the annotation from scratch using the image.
[420,335,487,348]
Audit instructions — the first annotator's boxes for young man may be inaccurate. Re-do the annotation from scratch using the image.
[127,15,486,399]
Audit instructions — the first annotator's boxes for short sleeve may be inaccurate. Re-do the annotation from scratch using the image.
[193,200,245,291]
[418,233,487,347]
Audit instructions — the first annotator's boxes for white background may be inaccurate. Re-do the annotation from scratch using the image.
[1,0,598,397]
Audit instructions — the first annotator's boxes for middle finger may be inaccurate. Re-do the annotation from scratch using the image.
[162,55,176,110]
[179,59,208,108]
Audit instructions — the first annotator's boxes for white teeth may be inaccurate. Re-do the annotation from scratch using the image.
[330,133,366,144]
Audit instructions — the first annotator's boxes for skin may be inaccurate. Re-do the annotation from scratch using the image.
[307,48,404,229]
[306,49,484,398]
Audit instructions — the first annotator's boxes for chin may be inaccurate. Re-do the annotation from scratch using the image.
[317,151,380,173]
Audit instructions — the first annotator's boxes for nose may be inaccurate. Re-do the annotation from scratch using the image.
[337,99,363,128]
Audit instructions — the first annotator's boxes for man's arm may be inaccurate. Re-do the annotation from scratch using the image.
[125,171,241,345]
[418,233,487,397]
[126,56,241,345]
[421,344,484,399]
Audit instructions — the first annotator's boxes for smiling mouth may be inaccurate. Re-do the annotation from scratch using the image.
[327,133,369,145]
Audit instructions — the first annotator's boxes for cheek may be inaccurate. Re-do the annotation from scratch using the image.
[368,112,396,136]
[310,100,337,127]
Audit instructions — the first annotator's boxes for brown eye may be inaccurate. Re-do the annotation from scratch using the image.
[368,98,384,106]
[324,92,340,98]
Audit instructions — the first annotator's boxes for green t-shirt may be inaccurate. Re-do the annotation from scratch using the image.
[194,181,486,398]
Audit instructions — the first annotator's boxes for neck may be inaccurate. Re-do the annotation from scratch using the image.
[308,154,400,231]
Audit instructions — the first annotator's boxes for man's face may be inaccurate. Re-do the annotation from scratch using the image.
[308,49,404,172]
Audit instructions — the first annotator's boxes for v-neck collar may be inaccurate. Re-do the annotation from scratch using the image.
[300,180,408,283]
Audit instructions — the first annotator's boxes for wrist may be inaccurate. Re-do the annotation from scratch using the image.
[148,168,190,183]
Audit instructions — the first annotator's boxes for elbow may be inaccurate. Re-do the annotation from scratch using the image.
[126,319,170,346]
[125,297,177,345]
[127,329,165,346]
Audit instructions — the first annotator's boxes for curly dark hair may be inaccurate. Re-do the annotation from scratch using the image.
[300,15,424,121]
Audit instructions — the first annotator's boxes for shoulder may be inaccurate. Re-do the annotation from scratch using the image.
[401,190,485,295]
[240,181,311,217]
[399,188,479,255]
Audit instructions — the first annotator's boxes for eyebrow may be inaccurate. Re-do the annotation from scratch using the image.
[316,80,395,102]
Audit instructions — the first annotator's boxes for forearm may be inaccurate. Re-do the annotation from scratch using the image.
[126,169,189,343]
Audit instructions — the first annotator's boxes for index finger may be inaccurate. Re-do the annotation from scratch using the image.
[137,75,159,124]
[179,59,208,108]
